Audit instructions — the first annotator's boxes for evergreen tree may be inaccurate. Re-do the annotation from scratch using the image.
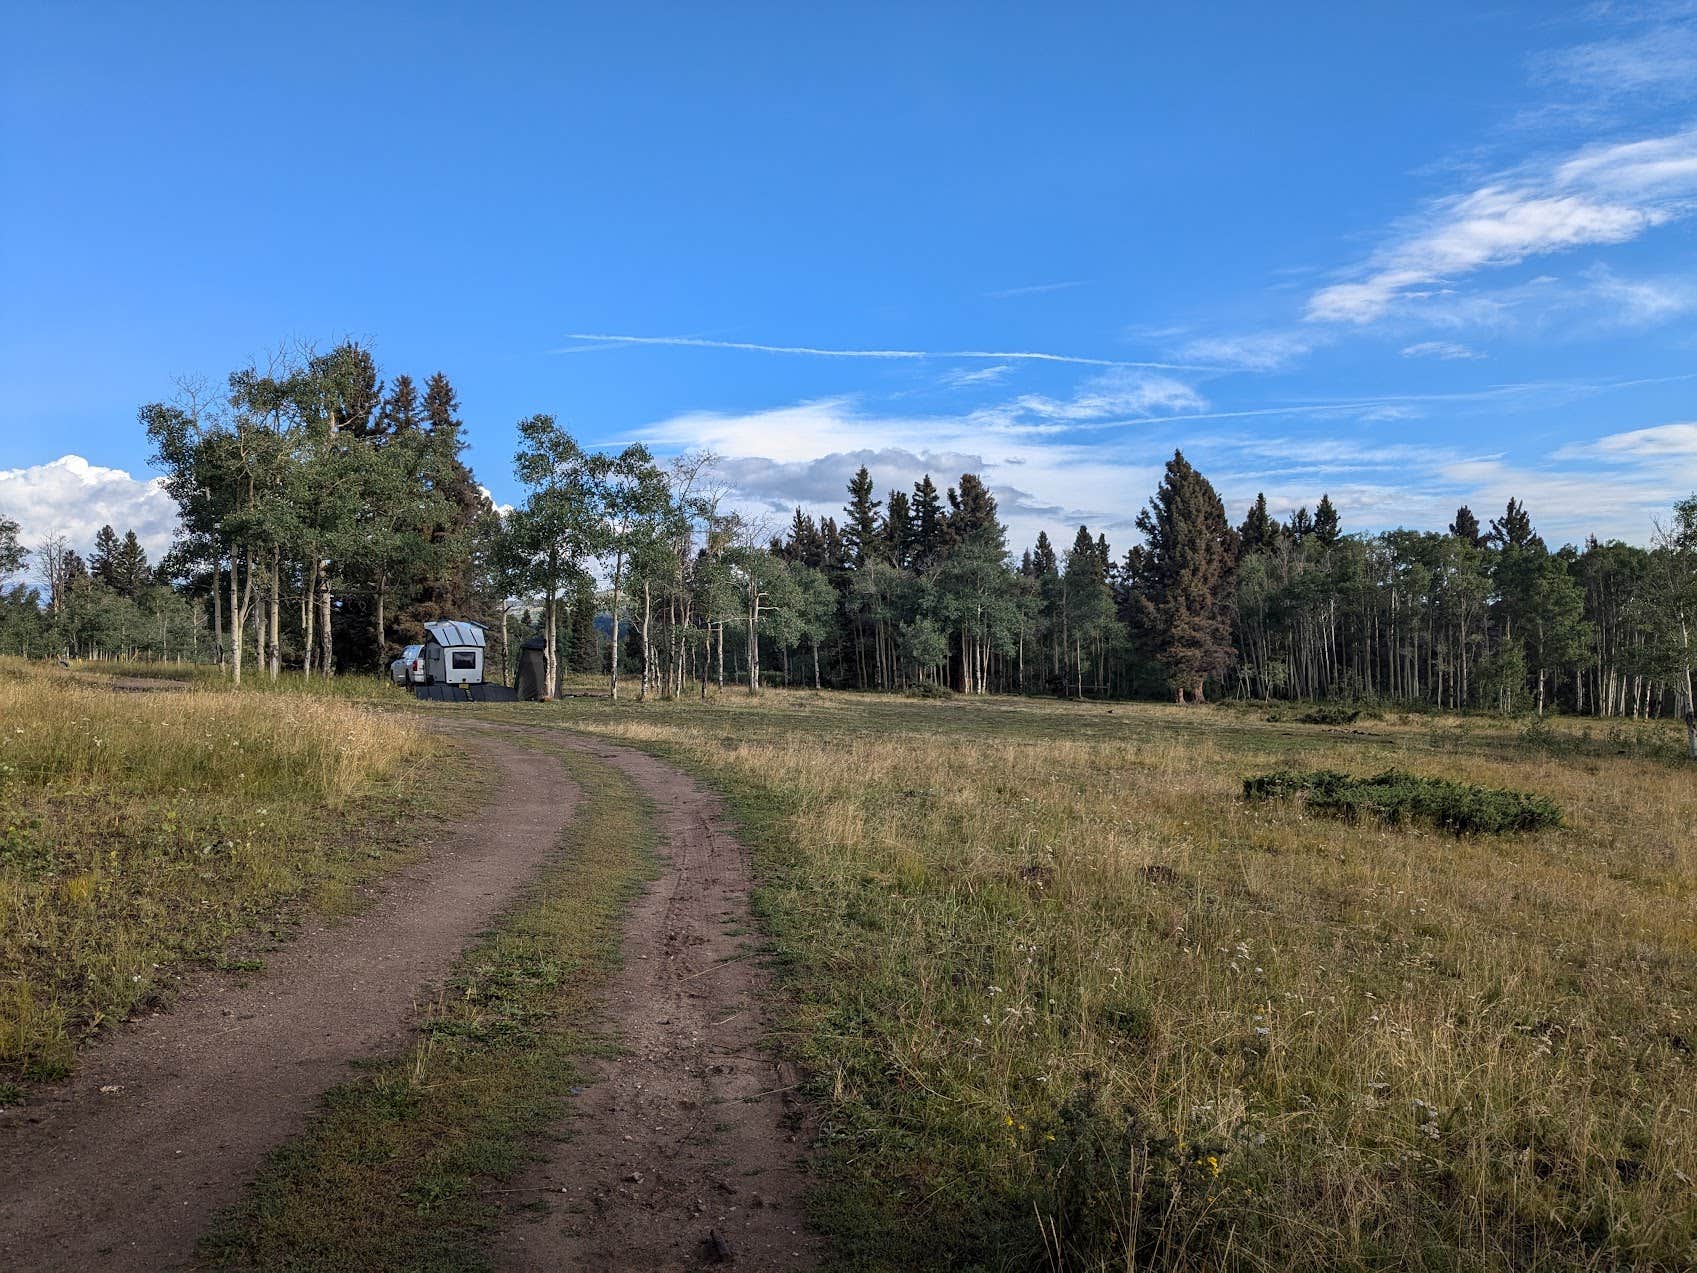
[1489,497,1541,552]
[842,466,883,564]
[1129,451,1237,702]
[1238,493,1280,554]
[1029,530,1058,577]
[1313,494,1341,547]
[911,475,945,571]
[569,587,600,673]
[90,525,122,588]
[112,530,150,598]
[377,373,422,435]
[946,474,1005,555]
[783,507,824,568]
[1286,505,1315,544]
[884,489,914,568]
[1449,505,1483,546]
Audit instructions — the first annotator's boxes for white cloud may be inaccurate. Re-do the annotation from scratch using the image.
[939,364,1014,388]
[1402,340,1486,360]
[983,280,1090,299]
[1306,128,1697,324]
[1581,263,1697,323]
[1013,369,1208,421]
[1174,330,1315,371]
[1531,25,1697,103]
[0,456,179,564]
[627,396,1165,550]
[1553,420,1697,460]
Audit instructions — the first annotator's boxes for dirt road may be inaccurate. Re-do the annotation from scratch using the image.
[482,724,818,1272]
[0,733,580,1272]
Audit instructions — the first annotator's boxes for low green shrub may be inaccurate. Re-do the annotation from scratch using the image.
[1244,767,1561,834]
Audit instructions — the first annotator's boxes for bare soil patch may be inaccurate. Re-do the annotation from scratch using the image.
[0,733,578,1272]
[482,723,818,1272]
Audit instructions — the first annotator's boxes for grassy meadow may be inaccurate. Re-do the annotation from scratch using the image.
[476,686,1697,1271]
[0,657,453,1085]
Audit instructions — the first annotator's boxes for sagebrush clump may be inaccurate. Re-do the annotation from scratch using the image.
[1243,766,1561,833]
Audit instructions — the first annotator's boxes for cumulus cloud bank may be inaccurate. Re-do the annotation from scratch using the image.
[0,456,179,563]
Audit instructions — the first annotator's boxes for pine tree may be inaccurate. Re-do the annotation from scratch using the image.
[1449,505,1483,546]
[911,475,945,571]
[112,530,150,598]
[90,525,121,588]
[1029,530,1058,577]
[1286,505,1315,544]
[377,373,422,435]
[783,508,824,568]
[569,588,600,673]
[946,474,1005,555]
[1238,494,1280,553]
[1489,498,1541,552]
[842,467,883,564]
[404,371,493,622]
[884,489,914,568]
[1129,450,1237,703]
[1313,494,1341,547]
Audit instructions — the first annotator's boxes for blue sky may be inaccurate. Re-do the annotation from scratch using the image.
[3,1,1695,558]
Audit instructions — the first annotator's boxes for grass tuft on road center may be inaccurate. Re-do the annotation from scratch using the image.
[200,742,656,1272]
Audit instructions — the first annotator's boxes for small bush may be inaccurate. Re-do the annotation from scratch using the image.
[1296,706,1361,725]
[1244,767,1561,834]
[906,682,955,700]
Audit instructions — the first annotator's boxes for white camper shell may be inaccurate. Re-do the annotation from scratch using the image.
[421,620,486,686]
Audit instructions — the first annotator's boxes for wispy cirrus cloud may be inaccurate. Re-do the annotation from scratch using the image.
[1305,128,1697,324]
[983,279,1091,299]
[1402,340,1486,360]
[1553,420,1697,460]
[1172,330,1316,371]
[556,332,1211,371]
[939,364,1014,388]
[1530,22,1697,105]
[1013,369,1208,421]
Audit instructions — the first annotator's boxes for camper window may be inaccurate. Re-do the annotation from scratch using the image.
[451,651,477,670]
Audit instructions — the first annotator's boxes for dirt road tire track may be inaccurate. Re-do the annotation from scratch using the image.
[0,733,580,1273]
[477,722,819,1272]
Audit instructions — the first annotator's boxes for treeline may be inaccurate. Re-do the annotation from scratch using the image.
[1,521,202,660]
[2,339,1693,728]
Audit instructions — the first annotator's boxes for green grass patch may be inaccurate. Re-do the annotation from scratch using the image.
[199,741,657,1272]
[1244,767,1562,834]
[468,689,1697,1268]
[0,664,455,1082]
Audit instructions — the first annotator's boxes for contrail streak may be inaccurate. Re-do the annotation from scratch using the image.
[556,332,1218,372]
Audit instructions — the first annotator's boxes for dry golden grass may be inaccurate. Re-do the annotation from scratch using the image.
[0,657,440,1083]
[504,690,1697,1270]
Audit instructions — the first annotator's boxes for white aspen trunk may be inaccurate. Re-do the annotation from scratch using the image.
[268,549,281,679]
[301,560,316,677]
[229,547,243,687]
[608,549,623,700]
[543,589,559,701]
[317,567,333,677]
[640,579,651,701]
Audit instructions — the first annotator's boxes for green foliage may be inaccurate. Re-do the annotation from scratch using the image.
[1127,450,1236,699]
[1244,767,1562,834]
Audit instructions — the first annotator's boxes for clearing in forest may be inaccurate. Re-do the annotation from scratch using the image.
[477,687,1697,1270]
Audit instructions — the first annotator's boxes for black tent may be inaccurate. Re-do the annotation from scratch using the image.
[516,636,549,701]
